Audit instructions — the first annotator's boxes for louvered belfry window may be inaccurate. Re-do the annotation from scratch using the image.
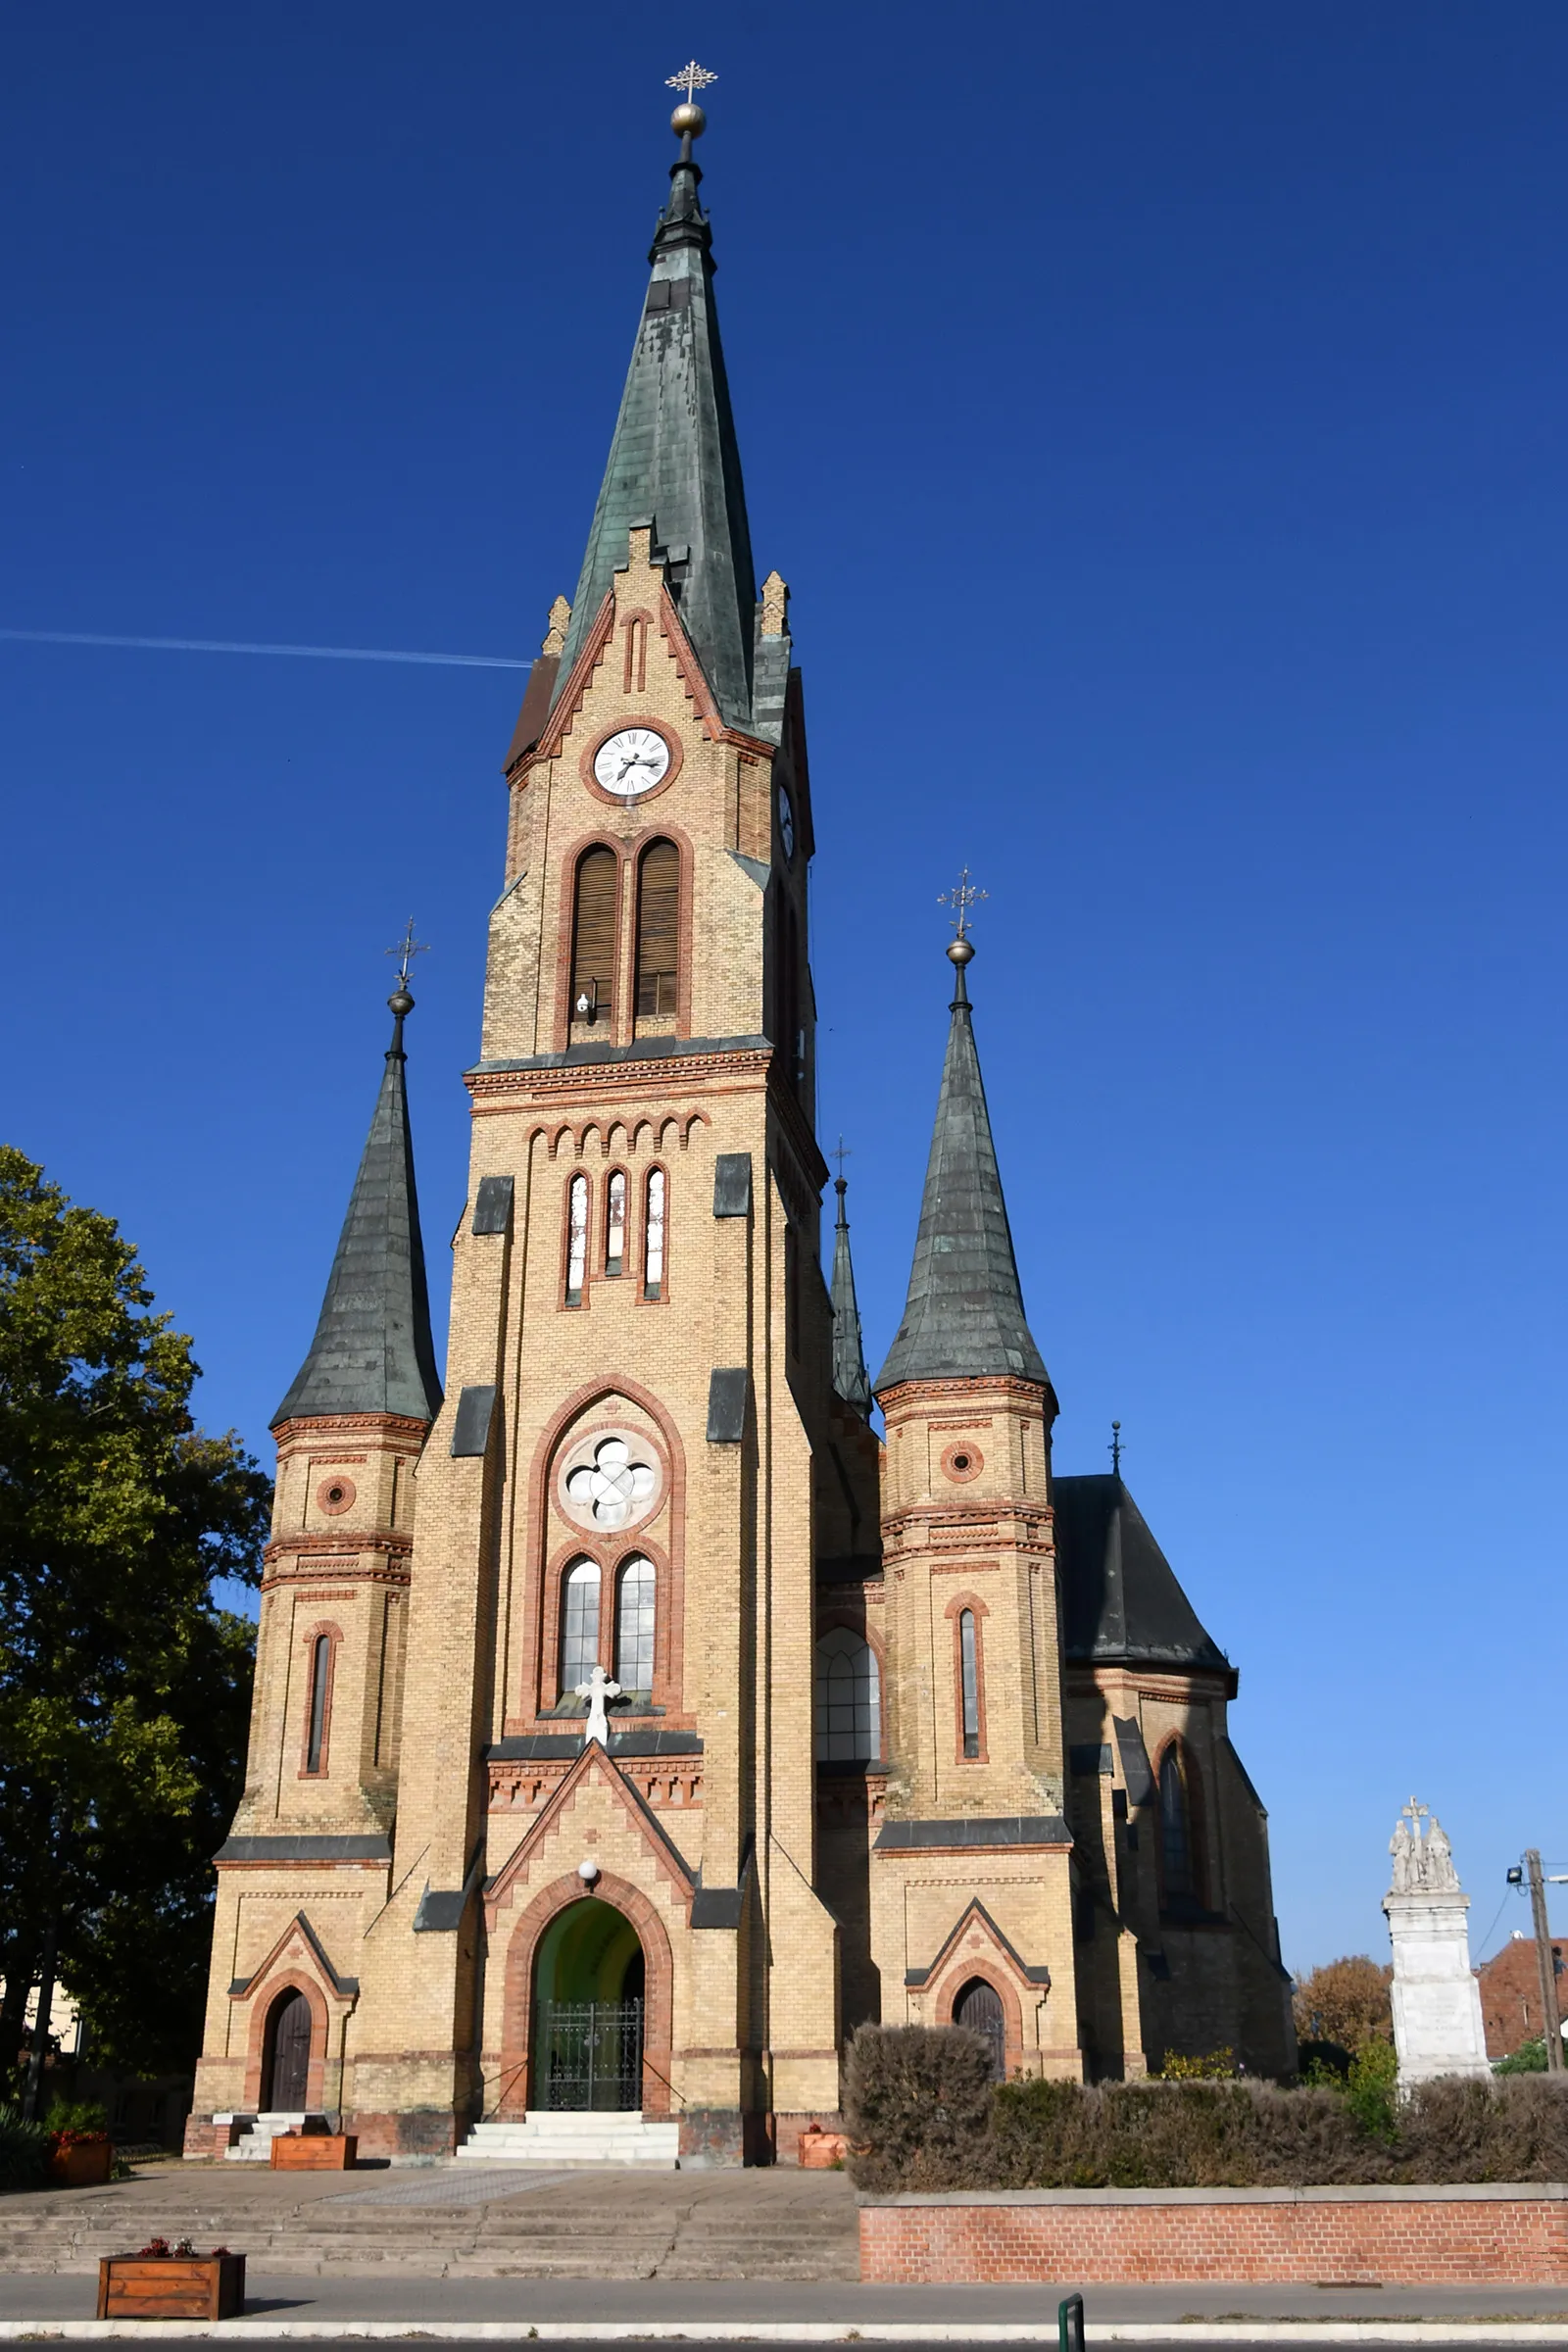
[572,847,618,1024]
[635,841,680,1016]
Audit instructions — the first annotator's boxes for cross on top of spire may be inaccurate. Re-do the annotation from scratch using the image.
[831,1136,853,1179]
[665,60,718,105]
[385,919,430,994]
[939,867,988,943]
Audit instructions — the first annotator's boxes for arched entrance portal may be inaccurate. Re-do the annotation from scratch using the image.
[262,1987,314,2110]
[955,1977,1006,2082]
[532,1897,646,2111]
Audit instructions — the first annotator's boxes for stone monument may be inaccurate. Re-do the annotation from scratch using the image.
[1383,1797,1491,2087]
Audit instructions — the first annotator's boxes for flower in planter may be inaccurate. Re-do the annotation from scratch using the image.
[136,2240,172,2259]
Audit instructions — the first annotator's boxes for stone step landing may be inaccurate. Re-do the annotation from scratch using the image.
[217,2111,322,2162]
[457,2113,681,2168]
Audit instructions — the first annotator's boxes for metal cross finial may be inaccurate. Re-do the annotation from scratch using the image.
[939,867,988,942]
[386,918,430,991]
[1109,1420,1123,1475]
[831,1136,853,1179]
[665,60,717,104]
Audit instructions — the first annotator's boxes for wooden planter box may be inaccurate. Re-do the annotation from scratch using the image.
[47,2139,113,2188]
[97,2254,245,2321]
[270,2132,357,2171]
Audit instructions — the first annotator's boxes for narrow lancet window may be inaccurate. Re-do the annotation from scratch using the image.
[560,1559,601,1695]
[571,847,617,1027]
[306,1634,331,1773]
[606,1171,627,1276]
[1160,1745,1196,1902]
[615,1557,656,1691]
[565,1174,589,1305]
[814,1629,881,1761]
[959,1610,980,1758]
[635,841,680,1017]
[644,1168,665,1299]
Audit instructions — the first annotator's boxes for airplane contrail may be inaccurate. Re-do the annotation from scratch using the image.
[0,626,531,670]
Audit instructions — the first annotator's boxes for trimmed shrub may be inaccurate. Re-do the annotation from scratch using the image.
[842,2023,997,2192]
[845,2033,1568,2192]
[0,2108,48,2194]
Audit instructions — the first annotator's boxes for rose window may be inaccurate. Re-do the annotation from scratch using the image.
[559,1433,661,1534]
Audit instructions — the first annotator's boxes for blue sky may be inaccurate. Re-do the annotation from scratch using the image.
[3,1,1564,1980]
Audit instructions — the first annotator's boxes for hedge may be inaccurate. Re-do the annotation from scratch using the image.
[842,2025,1568,2192]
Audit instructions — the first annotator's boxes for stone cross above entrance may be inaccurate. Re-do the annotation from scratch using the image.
[574,1662,622,1748]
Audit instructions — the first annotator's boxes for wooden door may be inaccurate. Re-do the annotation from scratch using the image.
[955,1977,1005,2081]
[264,1990,314,2111]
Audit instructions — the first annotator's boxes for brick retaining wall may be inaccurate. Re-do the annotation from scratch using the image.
[858,2184,1568,2285]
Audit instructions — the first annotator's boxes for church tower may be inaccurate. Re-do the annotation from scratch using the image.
[188,91,876,2165]
[868,927,1083,2078]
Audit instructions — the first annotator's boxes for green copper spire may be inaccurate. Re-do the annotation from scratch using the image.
[830,1170,872,1415]
[552,98,757,730]
[874,939,1051,1395]
[273,983,443,1427]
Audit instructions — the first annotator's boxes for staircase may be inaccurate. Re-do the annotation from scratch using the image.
[457,2112,681,2168]
[217,2111,322,2161]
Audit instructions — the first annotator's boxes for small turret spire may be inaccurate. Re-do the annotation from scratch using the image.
[272,948,443,1428]
[874,899,1051,1396]
[829,1141,871,1415]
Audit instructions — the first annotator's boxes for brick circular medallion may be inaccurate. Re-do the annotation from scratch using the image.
[941,1443,984,1484]
[557,1429,664,1535]
[317,1474,357,1516]
[580,717,683,808]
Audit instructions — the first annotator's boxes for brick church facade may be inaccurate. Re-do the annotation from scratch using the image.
[186,105,1295,2164]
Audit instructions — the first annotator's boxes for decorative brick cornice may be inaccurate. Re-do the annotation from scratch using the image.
[262,1531,413,1566]
[467,1046,772,1108]
[878,1376,1054,1419]
[272,1414,430,1446]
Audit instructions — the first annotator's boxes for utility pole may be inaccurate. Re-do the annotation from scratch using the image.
[1524,1849,1564,2073]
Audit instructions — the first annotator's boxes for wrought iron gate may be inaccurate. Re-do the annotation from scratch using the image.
[536,1998,644,2111]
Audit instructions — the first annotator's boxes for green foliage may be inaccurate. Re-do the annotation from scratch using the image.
[1341,2034,1399,2140]
[0,1148,271,2085]
[842,2024,998,2191]
[1156,2046,1236,2080]
[1494,2037,1551,2075]
[848,2050,1568,2191]
[42,2098,107,2139]
[0,2106,47,2193]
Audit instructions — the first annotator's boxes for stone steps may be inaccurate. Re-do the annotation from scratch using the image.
[458,2115,681,2170]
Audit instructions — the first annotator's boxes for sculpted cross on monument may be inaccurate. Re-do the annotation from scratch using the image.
[1388,1794,1458,1894]
[574,1662,622,1748]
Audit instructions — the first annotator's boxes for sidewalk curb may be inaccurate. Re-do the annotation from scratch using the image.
[2,2325,1568,2343]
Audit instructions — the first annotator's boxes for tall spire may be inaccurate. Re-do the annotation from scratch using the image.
[552,88,756,730]
[830,1166,872,1415]
[272,977,444,1428]
[873,933,1051,1396]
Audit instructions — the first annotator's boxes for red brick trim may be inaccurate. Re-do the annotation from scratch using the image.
[316,1475,357,1516]
[530,590,616,762]
[272,1414,431,1445]
[495,1867,677,2119]
[557,837,628,1054]
[243,1974,330,2112]
[940,1443,984,1484]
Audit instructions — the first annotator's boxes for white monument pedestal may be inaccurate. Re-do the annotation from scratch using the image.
[1383,1798,1491,2088]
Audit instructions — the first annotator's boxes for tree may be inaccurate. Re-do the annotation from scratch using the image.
[0,1147,270,2090]
[1293,1954,1394,2053]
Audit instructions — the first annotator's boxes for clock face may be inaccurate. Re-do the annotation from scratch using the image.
[593,726,671,798]
[777,783,796,859]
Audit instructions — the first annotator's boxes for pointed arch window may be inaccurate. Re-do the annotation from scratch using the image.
[635,841,680,1017]
[643,1168,665,1299]
[565,1174,589,1305]
[958,1609,981,1758]
[814,1628,881,1761]
[1159,1744,1197,1905]
[304,1634,333,1775]
[615,1556,656,1692]
[606,1171,627,1276]
[559,1559,601,1695]
[571,846,618,1028]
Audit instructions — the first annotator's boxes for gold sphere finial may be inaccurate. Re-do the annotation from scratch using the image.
[947,935,975,968]
[670,100,707,140]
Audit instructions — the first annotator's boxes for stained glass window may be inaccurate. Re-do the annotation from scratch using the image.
[560,1559,601,1692]
[814,1628,880,1761]
[615,1557,656,1691]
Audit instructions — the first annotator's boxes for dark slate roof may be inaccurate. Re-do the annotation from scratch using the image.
[830,1179,872,1414]
[272,1005,444,1427]
[1054,1473,1232,1677]
[553,139,756,731]
[873,963,1051,1393]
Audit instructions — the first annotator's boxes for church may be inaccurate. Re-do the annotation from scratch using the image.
[186,96,1295,2166]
